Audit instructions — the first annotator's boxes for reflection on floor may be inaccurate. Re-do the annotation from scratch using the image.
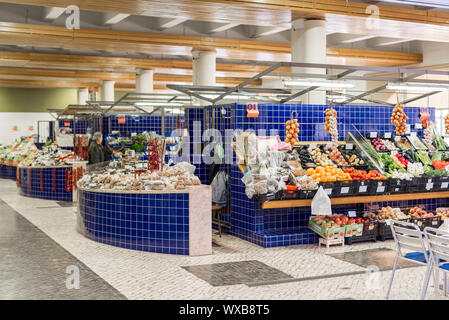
[182,260,293,286]
[327,247,418,271]
[0,199,126,300]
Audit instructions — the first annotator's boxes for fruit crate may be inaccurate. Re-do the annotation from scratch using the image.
[432,176,449,192]
[406,177,421,193]
[335,180,354,197]
[344,223,364,238]
[352,180,371,196]
[387,179,407,194]
[408,216,442,230]
[308,218,346,240]
[346,233,377,245]
[377,218,409,241]
[299,189,318,199]
[319,181,339,198]
[368,180,388,195]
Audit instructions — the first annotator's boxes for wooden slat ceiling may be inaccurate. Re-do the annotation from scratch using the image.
[2,0,449,28]
[0,23,422,66]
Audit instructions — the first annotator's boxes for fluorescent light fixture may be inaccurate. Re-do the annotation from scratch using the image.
[134,102,184,107]
[283,79,354,88]
[386,83,449,92]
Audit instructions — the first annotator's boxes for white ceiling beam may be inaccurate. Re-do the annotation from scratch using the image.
[247,25,290,38]
[368,37,412,46]
[328,33,377,44]
[103,13,130,25]
[42,7,65,21]
[206,22,240,33]
[157,18,188,30]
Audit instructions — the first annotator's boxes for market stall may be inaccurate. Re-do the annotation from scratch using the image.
[76,161,211,256]
[0,137,38,180]
[16,144,82,201]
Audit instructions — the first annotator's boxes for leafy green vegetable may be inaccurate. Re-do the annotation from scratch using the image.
[432,152,442,161]
[416,150,432,166]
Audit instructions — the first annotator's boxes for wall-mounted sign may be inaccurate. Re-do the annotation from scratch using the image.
[64,122,71,127]
[28,126,34,131]
[246,103,259,118]
[12,126,18,131]
[117,115,126,124]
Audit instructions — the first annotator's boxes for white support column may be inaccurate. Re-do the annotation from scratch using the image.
[136,69,154,112]
[77,88,89,105]
[136,69,154,94]
[101,80,115,103]
[291,18,327,104]
[192,50,216,106]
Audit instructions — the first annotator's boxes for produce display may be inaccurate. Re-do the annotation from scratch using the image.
[78,162,201,191]
[407,162,424,177]
[371,138,387,152]
[436,208,449,220]
[295,147,316,168]
[392,153,407,168]
[285,118,299,147]
[324,108,338,146]
[325,147,348,166]
[395,138,413,150]
[381,139,398,151]
[344,152,364,166]
[295,175,318,190]
[391,105,408,135]
[0,137,38,166]
[363,207,408,222]
[408,206,434,218]
[19,145,74,167]
[408,135,427,150]
[306,165,352,183]
[344,168,386,180]
[308,147,334,166]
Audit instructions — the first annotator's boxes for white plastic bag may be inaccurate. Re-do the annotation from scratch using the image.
[311,186,332,216]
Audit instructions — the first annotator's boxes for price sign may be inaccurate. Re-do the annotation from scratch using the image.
[64,121,71,127]
[345,144,354,150]
[359,185,368,193]
[406,125,411,134]
[426,182,434,190]
[427,179,433,184]
[341,187,349,194]
[442,182,448,189]
[348,211,357,217]
[325,188,332,195]
[385,219,392,226]
[370,132,377,138]
[394,136,401,142]
[117,115,126,124]
[246,103,259,118]
[131,132,137,137]
[376,185,385,193]
[384,133,392,139]
[310,144,317,149]
[415,123,423,129]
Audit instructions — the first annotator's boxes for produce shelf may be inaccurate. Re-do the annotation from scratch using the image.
[261,191,449,209]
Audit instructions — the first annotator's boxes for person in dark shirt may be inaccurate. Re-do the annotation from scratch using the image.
[88,132,105,165]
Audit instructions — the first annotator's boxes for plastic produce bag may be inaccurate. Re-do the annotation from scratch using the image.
[268,150,285,168]
[311,186,332,216]
[254,180,268,195]
[241,172,254,186]
[175,162,196,175]
[245,183,256,199]
[246,133,258,166]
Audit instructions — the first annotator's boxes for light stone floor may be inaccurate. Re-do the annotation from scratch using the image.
[1,179,448,300]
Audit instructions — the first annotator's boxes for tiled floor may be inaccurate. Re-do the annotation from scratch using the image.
[0,178,448,300]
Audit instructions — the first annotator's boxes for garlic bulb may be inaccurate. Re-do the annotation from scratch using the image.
[423,121,437,151]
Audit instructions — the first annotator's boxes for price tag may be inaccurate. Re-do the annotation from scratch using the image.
[325,188,332,195]
[441,182,448,189]
[386,219,392,226]
[310,144,317,149]
[368,225,374,230]
[394,136,401,142]
[415,123,423,129]
[426,182,434,190]
[341,187,349,194]
[359,185,368,193]
[348,211,357,217]
[345,144,353,150]
[131,132,137,137]
[384,133,392,139]
[370,132,377,138]
[376,185,385,193]
[406,125,411,134]
[427,178,433,184]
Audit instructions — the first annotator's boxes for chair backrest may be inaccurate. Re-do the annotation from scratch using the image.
[424,227,449,267]
[391,220,428,261]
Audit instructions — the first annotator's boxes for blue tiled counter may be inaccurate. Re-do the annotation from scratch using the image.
[76,185,212,256]
[0,164,17,180]
[17,166,73,201]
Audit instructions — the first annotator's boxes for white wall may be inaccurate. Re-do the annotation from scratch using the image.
[0,112,54,145]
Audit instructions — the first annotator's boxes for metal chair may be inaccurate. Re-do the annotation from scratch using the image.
[423,227,449,299]
[387,220,432,299]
